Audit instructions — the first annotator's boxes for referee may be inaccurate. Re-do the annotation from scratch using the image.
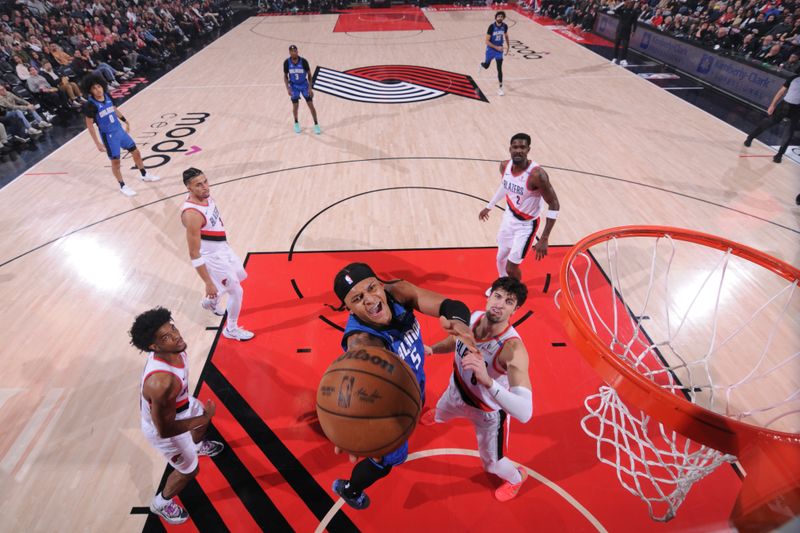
[611,0,640,66]
[744,73,800,163]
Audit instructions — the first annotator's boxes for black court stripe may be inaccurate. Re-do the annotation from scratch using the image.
[319,315,345,332]
[180,478,230,532]
[511,310,533,328]
[291,278,304,298]
[542,273,551,294]
[141,514,167,532]
[203,426,292,530]
[204,364,359,532]
[130,507,150,514]
[297,348,312,353]
[551,342,567,347]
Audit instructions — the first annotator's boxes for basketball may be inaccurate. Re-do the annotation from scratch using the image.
[316,346,421,457]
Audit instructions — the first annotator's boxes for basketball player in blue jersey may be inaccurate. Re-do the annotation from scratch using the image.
[480,11,510,96]
[283,45,321,135]
[82,75,159,197]
[330,262,478,510]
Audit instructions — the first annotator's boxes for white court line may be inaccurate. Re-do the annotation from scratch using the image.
[145,74,631,92]
[14,389,71,482]
[314,447,607,533]
[0,388,23,411]
[0,388,63,474]
[664,86,704,91]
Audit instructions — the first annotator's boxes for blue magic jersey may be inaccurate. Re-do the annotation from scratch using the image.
[283,56,311,87]
[84,94,123,134]
[341,295,426,399]
[487,22,508,47]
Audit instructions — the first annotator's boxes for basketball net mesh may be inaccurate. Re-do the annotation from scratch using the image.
[559,233,800,521]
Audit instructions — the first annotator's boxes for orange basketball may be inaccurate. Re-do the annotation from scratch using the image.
[316,346,421,457]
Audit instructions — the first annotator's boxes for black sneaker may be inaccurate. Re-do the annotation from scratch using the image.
[743,137,753,147]
[773,153,782,163]
[332,479,370,510]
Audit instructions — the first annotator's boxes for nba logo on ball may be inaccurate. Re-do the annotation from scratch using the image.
[337,376,354,408]
[316,346,422,457]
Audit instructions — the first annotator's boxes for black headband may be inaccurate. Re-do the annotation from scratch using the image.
[333,263,377,302]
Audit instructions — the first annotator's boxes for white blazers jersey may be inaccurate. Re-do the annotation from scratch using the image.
[182,196,228,254]
[140,352,191,433]
[453,311,520,412]
[501,159,544,221]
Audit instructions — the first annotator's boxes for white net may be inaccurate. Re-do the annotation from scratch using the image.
[558,231,800,521]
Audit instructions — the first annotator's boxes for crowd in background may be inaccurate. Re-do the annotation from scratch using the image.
[0,0,232,154]
[538,0,799,72]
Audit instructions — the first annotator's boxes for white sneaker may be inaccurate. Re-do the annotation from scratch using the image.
[611,58,618,64]
[223,326,255,341]
[196,440,224,457]
[497,87,504,96]
[201,296,224,316]
[37,120,52,128]
[140,171,160,182]
[149,499,189,525]
[26,127,42,135]
[43,112,56,121]
[620,60,628,66]
[120,184,137,197]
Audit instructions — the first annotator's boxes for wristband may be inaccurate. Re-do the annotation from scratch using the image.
[488,379,502,398]
[546,210,559,220]
[439,298,470,325]
[191,257,205,267]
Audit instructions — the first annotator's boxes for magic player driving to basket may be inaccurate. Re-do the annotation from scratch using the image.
[330,262,479,509]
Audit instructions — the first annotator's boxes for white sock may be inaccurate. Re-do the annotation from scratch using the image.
[225,283,243,330]
[496,248,510,278]
[492,458,522,484]
[153,492,170,508]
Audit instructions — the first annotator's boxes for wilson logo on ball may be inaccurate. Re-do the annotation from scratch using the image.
[311,65,488,104]
[335,349,397,375]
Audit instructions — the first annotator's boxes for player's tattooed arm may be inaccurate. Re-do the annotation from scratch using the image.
[346,331,386,350]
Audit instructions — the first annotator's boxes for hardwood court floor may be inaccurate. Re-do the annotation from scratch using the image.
[0,6,797,532]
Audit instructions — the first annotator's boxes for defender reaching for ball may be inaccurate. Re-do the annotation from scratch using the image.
[330,262,478,510]
[422,276,533,502]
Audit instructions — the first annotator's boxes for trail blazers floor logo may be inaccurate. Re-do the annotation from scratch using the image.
[312,65,488,104]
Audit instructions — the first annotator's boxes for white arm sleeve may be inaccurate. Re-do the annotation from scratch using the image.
[488,382,533,423]
[486,183,505,210]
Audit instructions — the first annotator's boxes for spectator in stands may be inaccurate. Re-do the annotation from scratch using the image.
[737,32,760,56]
[50,44,73,67]
[0,85,50,135]
[761,42,788,64]
[781,52,800,71]
[13,54,30,81]
[39,61,85,107]
[0,112,31,144]
[26,65,70,111]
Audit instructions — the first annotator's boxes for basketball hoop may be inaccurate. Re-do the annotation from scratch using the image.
[555,226,800,529]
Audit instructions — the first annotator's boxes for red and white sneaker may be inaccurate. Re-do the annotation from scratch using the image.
[495,466,528,502]
[150,499,189,524]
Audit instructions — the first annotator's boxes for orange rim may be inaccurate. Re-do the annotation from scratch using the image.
[558,226,800,456]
